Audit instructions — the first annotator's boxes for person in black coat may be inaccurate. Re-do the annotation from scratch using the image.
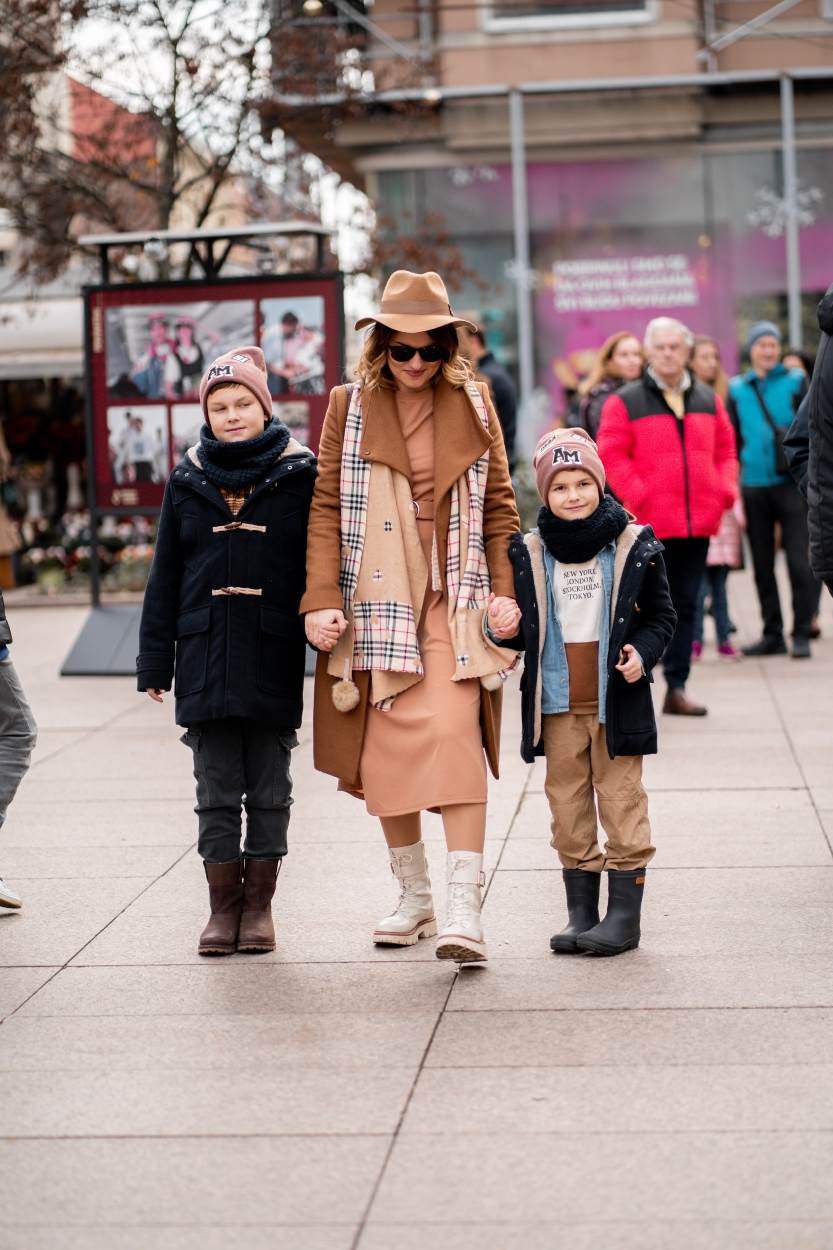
[0,589,38,911]
[785,283,833,596]
[492,428,676,957]
[137,346,315,956]
[460,326,517,470]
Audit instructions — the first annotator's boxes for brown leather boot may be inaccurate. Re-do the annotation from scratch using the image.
[663,688,708,717]
[237,857,282,953]
[198,860,244,956]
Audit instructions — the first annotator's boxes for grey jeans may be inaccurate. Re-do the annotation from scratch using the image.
[0,659,38,830]
[180,718,297,863]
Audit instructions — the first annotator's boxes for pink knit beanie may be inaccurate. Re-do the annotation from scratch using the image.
[533,427,606,503]
[199,346,272,422]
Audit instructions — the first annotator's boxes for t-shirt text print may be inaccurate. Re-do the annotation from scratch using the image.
[554,559,603,643]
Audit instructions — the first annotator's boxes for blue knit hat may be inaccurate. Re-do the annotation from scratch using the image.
[747,320,782,350]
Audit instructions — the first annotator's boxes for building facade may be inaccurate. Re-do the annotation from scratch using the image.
[271,0,833,425]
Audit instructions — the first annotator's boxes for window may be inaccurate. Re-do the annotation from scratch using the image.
[484,0,653,32]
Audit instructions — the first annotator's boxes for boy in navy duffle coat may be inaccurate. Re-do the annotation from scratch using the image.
[137,346,315,956]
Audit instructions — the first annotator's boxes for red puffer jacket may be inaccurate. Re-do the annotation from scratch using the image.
[597,373,738,540]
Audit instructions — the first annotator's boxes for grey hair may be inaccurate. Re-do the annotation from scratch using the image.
[644,317,694,350]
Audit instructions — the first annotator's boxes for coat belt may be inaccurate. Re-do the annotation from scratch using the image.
[211,586,263,597]
[212,522,267,533]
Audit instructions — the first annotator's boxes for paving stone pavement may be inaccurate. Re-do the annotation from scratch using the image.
[1,566,832,1249]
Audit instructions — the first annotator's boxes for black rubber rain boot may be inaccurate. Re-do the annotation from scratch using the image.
[550,869,601,954]
[577,869,646,956]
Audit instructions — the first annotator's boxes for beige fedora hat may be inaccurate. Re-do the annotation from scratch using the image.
[355,270,479,333]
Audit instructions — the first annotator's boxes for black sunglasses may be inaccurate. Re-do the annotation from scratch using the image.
[388,343,447,363]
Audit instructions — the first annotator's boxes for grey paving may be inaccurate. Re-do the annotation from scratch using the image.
[0,570,831,1245]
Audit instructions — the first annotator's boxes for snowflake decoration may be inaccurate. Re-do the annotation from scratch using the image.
[504,259,540,291]
[448,165,500,188]
[746,184,824,238]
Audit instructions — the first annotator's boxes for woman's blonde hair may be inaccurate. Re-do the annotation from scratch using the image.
[354,323,473,392]
[691,335,729,401]
[580,331,644,396]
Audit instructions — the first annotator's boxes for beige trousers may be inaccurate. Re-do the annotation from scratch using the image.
[542,712,655,872]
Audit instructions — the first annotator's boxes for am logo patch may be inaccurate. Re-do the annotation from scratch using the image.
[552,447,582,466]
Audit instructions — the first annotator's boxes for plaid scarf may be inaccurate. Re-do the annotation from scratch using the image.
[328,381,518,708]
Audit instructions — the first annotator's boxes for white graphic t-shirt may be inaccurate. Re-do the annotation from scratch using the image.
[554,558,604,707]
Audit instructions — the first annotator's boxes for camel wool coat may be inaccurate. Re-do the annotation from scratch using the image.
[301,376,520,790]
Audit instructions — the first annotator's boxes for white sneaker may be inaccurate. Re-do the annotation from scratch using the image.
[372,841,437,946]
[0,878,22,909]
[435,851,488,963]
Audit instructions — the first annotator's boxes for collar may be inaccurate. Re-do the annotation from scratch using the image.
[743,363,787,384]
[359,377,491,503]
[647,366,692,394]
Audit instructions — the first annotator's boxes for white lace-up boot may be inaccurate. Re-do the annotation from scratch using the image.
[435,851,488,963]
[372,841,437,946]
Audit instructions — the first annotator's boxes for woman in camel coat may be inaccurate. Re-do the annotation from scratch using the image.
[302,270,521,962]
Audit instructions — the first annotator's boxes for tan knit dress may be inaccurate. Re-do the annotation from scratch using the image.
[357,386,487,817]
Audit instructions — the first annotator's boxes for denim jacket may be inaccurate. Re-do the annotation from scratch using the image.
[540,541,615,721]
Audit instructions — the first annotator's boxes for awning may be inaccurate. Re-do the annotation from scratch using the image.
[0,296,84,380]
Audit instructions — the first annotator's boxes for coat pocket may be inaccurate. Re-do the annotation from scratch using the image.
[613,674,655,737]
[174,606,210,698]
[256,605,305,695]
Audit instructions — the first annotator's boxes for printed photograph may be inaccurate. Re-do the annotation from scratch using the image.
[105,300,256,402]
[106,405,169,485]
[171,403,204,463]
[275,399,310,447]
[261,296,326,396]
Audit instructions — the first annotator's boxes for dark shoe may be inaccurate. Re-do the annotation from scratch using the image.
[199,860,244,956]
[577,869,646,956]
[237,857,282,953]
[550,869,601,954]
[662,688,708,717]
[742,635,787,657]
[791,636,811,659]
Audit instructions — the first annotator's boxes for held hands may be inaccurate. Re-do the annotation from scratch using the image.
[615,644,643,684]
[305,608,347,653]
[487,593,521,641]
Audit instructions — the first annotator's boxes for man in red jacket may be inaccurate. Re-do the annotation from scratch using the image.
[598,317,738,716]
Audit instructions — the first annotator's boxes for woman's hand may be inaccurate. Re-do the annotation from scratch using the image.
[305,608,347,652]
[487,593,521,640]
[615,644,643,684]
[146,688,167,703]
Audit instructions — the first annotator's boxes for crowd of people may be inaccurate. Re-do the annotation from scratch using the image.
[573,314,822,694]
[1,270,831,969]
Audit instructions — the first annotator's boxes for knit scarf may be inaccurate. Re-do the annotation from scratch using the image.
[196,419,290,489]
[537,493,629,564]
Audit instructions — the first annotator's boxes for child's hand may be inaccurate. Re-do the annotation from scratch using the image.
[615,644,643,684]
[146,688,167,703]
[305,608,347,652]
[487,593,521,640]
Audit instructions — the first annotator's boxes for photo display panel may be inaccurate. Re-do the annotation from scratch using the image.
[86,273,343,513]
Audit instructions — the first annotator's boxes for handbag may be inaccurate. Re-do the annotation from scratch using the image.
[750,378,791,477]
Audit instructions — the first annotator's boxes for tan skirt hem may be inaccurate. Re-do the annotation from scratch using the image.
[365,792,488,819]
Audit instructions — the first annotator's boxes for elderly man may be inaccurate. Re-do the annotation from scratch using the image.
[729,321,813,657]
[598,317,738,716]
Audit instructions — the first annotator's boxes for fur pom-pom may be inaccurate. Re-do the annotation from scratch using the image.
[479,672,503,692]
[332,678,361,713]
